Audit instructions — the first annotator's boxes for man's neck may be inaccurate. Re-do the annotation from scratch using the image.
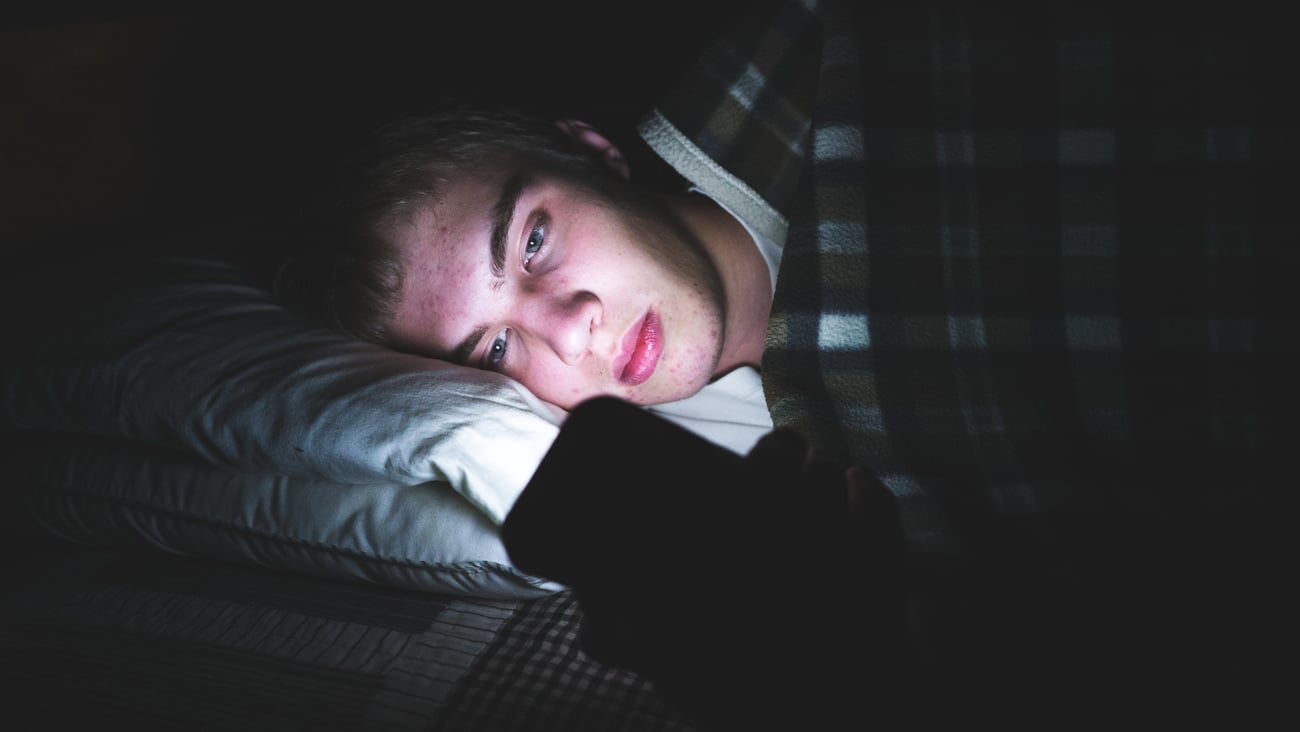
[663,191,772,375]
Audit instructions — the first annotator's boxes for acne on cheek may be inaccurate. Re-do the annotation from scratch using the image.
[670,343,711,375]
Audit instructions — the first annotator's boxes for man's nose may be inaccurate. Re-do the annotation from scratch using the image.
[534,292,601,365]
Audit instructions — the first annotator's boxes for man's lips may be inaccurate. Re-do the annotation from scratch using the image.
[616,310,663,386]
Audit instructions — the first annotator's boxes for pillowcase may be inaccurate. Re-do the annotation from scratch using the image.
[1,255,565,597]
[2,256,563,525]
[13,433,561,599]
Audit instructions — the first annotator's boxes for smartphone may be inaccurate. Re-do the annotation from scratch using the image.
[501,396,748,587]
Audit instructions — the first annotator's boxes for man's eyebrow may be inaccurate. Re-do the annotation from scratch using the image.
[451,325,487,365]
[489,171,531,278]
[452,171,531,365]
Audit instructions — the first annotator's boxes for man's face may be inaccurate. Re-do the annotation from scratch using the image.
[388,161,728,410]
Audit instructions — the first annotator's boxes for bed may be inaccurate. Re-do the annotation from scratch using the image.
[3,2,1292,729]
[1,534,707,730]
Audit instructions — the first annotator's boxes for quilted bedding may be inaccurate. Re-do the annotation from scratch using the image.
[0,538,705,731]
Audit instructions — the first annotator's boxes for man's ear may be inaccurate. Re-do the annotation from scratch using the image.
[555,119,631,180]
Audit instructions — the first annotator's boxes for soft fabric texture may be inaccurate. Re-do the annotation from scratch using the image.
[1,544,717,731]
[3,256,566,596]
[640,0,1290,701]
[648,367,772,456]
[645,0,1290,572]
[15,433,561,598]
[3,256,564,524]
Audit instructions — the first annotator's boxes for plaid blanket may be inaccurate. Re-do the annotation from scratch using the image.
[643,0,1293,698]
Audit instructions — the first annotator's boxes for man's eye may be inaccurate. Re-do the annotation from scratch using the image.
[486,329,509,367]
[523,220,546,267]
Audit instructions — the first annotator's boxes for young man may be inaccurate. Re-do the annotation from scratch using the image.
[313,111,777,415]
[284,0,1290,723]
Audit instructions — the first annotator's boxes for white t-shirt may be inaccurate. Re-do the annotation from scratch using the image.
[647,191,782,456]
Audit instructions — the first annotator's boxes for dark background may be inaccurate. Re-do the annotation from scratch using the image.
[1,2,749,285]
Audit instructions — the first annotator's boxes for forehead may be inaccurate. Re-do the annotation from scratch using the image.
[389,157,514,251]
[386,166,511,355]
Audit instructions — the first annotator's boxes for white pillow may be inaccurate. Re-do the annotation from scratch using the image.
[1,256,565,597]
[2,256,563,525]
[2,255,780,597]
[15,433,561,599]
